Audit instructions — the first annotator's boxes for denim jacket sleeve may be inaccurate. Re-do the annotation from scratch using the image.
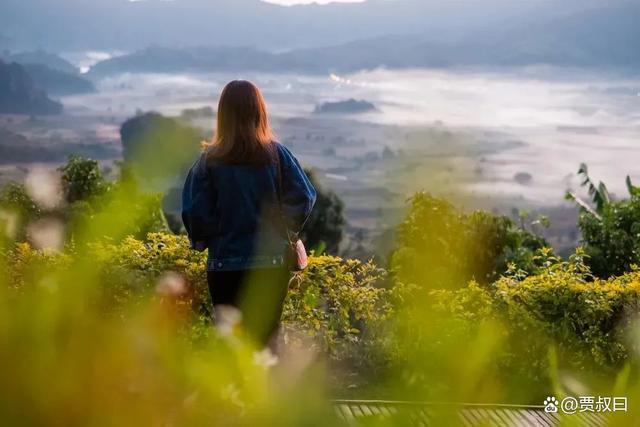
[278,143,317,233]
[182,153,216,251]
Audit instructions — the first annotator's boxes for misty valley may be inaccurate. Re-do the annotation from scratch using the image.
[1,54,638,257]
[1,0,639,258]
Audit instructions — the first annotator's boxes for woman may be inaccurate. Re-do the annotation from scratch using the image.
[182,80,316,348]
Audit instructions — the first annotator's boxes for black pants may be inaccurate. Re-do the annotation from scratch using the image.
[207,267,290,347]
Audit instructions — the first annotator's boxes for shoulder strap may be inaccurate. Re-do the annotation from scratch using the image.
[273,143,283,204]
[272,143,296,241]
[273,143,285,228]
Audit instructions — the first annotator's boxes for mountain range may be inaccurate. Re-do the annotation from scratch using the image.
[22,64,95,95]
[0,0,616,52]
[0,60,63,115]
[1,51,96,95]
[85,1,640,76]
[5,50,79,74]
[284,1,640,71]
[1,0,637,76]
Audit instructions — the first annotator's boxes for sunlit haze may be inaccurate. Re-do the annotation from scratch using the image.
[265,0,365,4]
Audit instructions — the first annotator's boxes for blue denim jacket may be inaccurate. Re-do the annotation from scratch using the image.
[182,142,316,271]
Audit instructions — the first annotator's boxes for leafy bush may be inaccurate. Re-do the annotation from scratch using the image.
[567,168,640,278]
[5,155,640,423]
[391,193,547,289]
[578,198,640,278]
[88,233,209,312]
[4,242,71,292]
[284,255,393,371]
[393,248,640,402]
[5,227,640,416]
[46,155,170,242]
[4,233,392,365]
[0,239,336,427]
[493,250,635,371]
[0,182,41,241]
[58,155,107,204]
[12,229,637,403]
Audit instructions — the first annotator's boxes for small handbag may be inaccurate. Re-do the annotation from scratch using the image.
[274,147,309,271]
[284,231,309,272]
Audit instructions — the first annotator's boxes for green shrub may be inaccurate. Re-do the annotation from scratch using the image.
[5,233,392,366]
[495,252,640,399]
[4,242,71,292]
[5,230,640,413]
[59,154,107,204]
[284,255,393,371]
[394,248,640,402]
[88,233,209,313]
[578,197,640,278]
[391,193,547,289]
[59,157,171,242]
[567,164,640,278]
[0,239,336,427]
[1,234,397,401]
[0,182,41,241]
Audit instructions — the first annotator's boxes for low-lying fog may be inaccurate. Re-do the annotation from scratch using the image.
[61,67,640,206]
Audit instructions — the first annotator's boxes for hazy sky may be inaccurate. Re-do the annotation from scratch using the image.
[264,0,365,5]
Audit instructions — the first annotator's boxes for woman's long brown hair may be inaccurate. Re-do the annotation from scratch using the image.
[204,80,275,165]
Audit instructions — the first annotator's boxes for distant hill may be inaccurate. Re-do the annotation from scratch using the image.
[5,50,78,74]
[498,1,640,68]
[85,1,639,76]
[87,45,281,78]
[0,60,62,115]
[0,0,606,52]
[281,1,640,71]
[23,63,95,95]
[0,50,93,96]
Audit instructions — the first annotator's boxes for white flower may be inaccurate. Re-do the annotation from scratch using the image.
[253,348,279,368]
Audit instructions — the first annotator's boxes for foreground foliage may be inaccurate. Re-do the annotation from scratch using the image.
[5,234,640,410]
[4,233,393,366]
[398,249,640,404]
[3,159,640,425]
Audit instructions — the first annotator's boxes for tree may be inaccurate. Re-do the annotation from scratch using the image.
[300,169,345,255]
[567,164,640,278]
[391,193,548,289]
[120,112,201,189]
[58,155,107,204]
[0,182,41,241]
[55,155,169,242]
[0,60,63,115]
